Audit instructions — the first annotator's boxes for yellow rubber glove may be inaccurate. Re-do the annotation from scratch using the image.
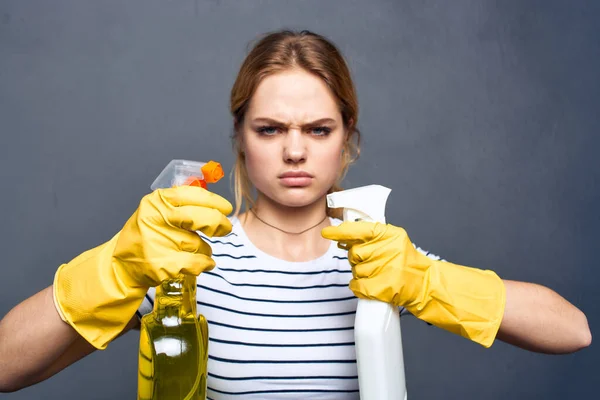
[322,221,506,348]
[53,186,233,350]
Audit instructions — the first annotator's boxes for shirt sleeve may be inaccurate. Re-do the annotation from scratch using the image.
[413,243,447,262]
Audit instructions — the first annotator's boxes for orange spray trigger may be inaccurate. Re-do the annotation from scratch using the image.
[184,177,208,189]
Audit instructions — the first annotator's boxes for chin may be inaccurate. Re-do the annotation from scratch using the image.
[270,186,329,208]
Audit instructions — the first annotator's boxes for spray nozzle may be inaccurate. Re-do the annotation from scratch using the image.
[326,184,391,224]
[151,159,224,191]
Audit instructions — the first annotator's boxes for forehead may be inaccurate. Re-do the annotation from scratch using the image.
[246,69,341,122]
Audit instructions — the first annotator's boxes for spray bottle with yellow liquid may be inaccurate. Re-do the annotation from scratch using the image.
[137,159,224,400]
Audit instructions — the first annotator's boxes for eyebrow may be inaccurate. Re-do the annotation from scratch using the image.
[250,117,337,126]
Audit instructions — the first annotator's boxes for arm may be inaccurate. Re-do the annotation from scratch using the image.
[0,186,230,393]
[322,223,593,352]
[497,279,591,354]
[0,285,139,393]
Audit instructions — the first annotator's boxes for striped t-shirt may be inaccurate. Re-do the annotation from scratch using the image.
[137,216,442,399]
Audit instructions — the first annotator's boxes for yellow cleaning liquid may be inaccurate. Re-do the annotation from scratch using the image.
[138,275,208,400]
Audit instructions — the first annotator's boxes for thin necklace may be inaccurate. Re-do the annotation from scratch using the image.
[249,208,328,235]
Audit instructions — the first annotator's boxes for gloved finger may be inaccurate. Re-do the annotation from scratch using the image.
[346,241,369,266]
[170,205,233,237]
[348,277,372,300]
[174,230,213,256]
[158,186,233,216]
[348,237,401,274]
[348,252,388,279]
[160,252,217,278]
[321,221,391,244]
[178,253,216,276]
[321,221,373,243]
[349,274,402,304]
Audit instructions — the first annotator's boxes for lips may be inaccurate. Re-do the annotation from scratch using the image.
[278,171,314,187]
[279,171,313,178]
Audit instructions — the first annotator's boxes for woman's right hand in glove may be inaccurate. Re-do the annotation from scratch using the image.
[53,186,233,350]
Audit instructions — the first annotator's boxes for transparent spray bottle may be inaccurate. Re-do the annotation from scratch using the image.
[137,160,222,400]
[327,185,407,400]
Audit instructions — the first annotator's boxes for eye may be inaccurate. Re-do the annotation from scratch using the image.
[256,125,280,136]
[310,126,332,136]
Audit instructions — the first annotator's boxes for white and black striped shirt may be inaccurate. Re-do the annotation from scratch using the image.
[138,217,442,399]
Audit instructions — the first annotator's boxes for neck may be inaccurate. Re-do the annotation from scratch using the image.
[250,193,329,232]
[240,192,332,262]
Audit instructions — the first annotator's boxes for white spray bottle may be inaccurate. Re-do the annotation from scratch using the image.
[326,185,407,400]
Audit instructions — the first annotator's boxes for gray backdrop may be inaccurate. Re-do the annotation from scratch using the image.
[1,0,597,398]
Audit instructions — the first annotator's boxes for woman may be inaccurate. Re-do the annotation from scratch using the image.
[0,30,591,398]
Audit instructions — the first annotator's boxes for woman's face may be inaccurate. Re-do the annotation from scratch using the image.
[241,68,346,209]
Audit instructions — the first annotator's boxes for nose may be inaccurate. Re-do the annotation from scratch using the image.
[283,128,307,164]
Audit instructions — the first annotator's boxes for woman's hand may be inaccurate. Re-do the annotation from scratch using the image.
[53,186,233,350]
[322,221,505,348]
[112,185,232,286]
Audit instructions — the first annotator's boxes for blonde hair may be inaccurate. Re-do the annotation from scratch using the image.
[229,30,361,219]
